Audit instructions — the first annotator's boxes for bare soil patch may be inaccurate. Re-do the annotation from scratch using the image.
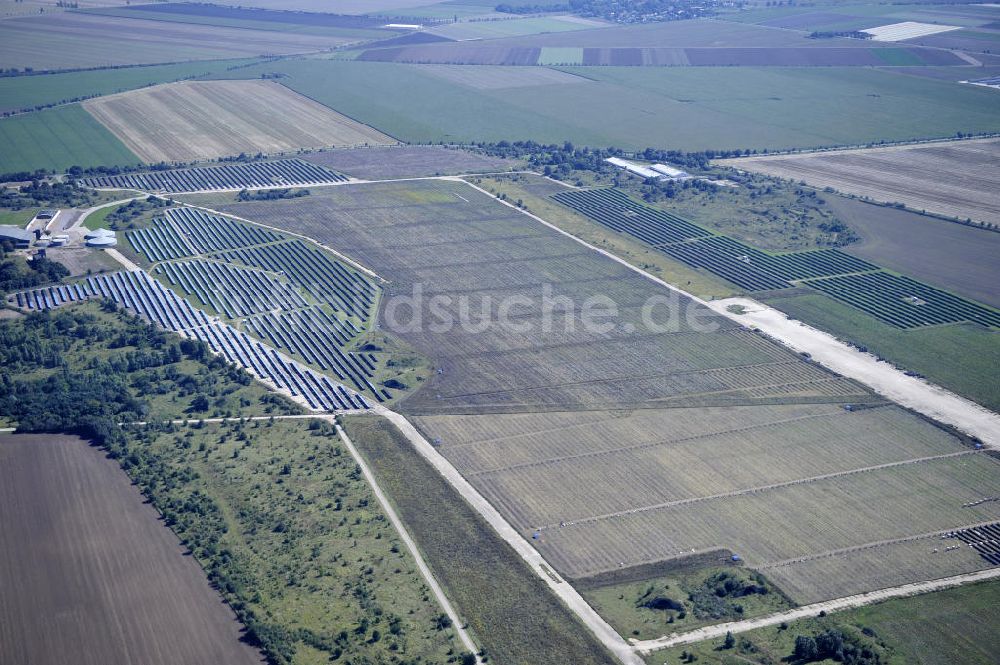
[0,433,262,665]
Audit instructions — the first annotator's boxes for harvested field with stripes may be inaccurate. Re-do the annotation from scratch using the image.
[301,145,520,180]
[80,158,347,193]
[83,80,396,163]
[358,44,963,67]
[720,138,1000,227]
[0,434,265,665]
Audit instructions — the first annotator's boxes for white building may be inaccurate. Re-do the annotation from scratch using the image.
[605,157,691,181]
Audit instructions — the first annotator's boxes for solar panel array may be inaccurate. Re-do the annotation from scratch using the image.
[552,187,1000,329]
[805,272,1000,329]
[947,522,1000,566]
[245,307,385,399]
[79,159,348,193]
[126,207,284,263]
[10,272,369,412]
[155,259,309,319]
[218,239,377,319]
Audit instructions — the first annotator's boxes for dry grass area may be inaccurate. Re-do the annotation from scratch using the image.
[0,434,262,665]
[84,80,396,163]
[720,138,1000,226]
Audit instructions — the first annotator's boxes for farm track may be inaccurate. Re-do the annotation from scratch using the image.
[631,567,1000,653]
[536,449,981,532]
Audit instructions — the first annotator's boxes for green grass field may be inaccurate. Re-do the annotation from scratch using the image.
[343,415,620,665]
[0,59,262,114]
[583,566,793,641]
[138,419,465,664]
[649,579,1000,665]
[225,59,1000,151]
[0,104,139,175]
[765,291,1000,412]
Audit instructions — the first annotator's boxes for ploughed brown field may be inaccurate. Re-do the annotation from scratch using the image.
[720,138,1000,227]
[0,434,262,665]
[84,79,396,163]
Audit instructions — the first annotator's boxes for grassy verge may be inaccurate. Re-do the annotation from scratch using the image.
[0,207,37,227]
[468,174,738,300]
[343,414,621,665]
[764,291,1000,412]
[648,579,1000,665]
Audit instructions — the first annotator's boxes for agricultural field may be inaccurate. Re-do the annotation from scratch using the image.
[721,138,1000,227]
[0,434,264,665]
[825,196,1000,309]
[302,145,520,179]
[425,15,605,40]
[83,80,395,164]
[0,58,262,115]
[80,2,395,39]
[0,11,359,72]
[360,42,963,66]
[226,58,1000,151]
[415,63,594,90]
[0,104,139,175]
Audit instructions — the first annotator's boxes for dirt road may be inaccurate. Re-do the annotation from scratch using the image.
[633,567,1000,654]
[708,297,1000,448]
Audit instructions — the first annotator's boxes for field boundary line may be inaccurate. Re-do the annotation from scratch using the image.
[632,567,1000,654]
[466,408,878,475]
[536,449,980,531]
[758,518,1000,570]
[453,178,1000,447]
